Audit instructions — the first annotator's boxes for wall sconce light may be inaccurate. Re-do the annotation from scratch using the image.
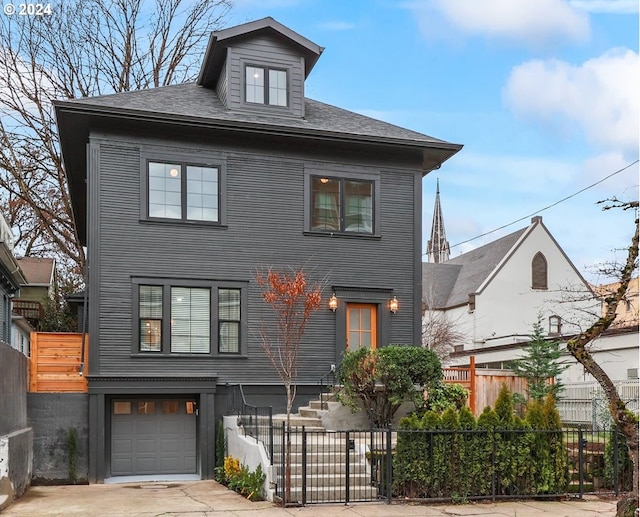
[389,296,399,314]
[328,293,338,312]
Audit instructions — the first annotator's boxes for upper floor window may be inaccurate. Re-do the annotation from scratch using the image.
[549,315,562,335]
[135,280,245,355]
[311,176,373,234]
[148,161,219,222]
[531,252,548,290]
[245,65,287,106]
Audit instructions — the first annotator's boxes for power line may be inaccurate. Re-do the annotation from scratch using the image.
[424,159,639,255]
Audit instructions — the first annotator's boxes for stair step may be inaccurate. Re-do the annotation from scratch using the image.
[309,400,329,410]
[276,485,378,504]
[272,415,323,428]
[271,462,368,475]
[299,407,320,418]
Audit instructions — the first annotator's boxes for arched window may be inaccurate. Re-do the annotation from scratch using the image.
[532,252,548,290]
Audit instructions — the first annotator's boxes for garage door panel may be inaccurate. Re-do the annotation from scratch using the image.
[111,398,197,477]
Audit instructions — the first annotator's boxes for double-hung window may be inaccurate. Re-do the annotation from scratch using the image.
[245,65,288,106]
[311,176,374,234]
[135,280,245,355]
[147,161,219,222]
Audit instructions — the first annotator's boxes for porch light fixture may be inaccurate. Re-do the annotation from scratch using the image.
[328,293,338,312]
[389,296,398,314]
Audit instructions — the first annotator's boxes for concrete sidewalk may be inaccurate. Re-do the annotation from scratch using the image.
[1,480,617,516]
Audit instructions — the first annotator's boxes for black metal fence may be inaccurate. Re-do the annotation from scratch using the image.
[271,425,632,505]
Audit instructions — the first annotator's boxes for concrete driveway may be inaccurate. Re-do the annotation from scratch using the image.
[2,481,618,517]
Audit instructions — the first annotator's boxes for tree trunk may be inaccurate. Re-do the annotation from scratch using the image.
[566,202,638,517]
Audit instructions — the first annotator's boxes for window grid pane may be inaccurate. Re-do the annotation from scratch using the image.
[148,162,182,219]
[268,69,287,106]
[246,66,265,104]
[219,288,241,353]
[311,177,340,231]
[139,285,162,351]
[344,180,373,233]
[171,287,210,353]
[186,166,219,222]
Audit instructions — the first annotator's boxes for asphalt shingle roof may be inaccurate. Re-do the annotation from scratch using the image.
[64,82,450,146]
[423,227,527,308]
[17,257,55,285]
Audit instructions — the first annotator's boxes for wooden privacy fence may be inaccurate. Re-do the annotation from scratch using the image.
[29,332,88,393]
[443,357,533,416]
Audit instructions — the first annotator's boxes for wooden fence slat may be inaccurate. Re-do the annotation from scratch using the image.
[29,332,88,393]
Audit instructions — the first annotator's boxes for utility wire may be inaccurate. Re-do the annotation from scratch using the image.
[425,159,638,255]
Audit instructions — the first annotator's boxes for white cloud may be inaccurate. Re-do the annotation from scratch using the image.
[503,48,640,153]
[407,0,590,48]
[569,0,639,13]
[317,21,356,31]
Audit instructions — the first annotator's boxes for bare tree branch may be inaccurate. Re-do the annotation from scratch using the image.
[0,0,232,281]
[566,200,639,516]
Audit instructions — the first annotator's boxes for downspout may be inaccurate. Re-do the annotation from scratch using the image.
[79,266,88,376]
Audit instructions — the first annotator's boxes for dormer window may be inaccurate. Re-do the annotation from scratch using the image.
[245,65,288,106]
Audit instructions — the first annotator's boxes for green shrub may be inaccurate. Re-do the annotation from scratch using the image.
[604,430,633,491]
[214,419,227,483]
[221,455,266,501]
[392,389,568,500]
[425,382,468,413]
[337,345,441,428]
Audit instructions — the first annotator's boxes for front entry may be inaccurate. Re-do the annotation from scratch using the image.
[346,303,377,350]
[110,398,197,476]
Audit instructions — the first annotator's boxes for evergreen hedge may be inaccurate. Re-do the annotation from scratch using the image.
[392,390,569,499]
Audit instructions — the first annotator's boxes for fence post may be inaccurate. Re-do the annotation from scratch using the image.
[613,426,619,496]
[269,407,274,463]
[578,428,584,499]
[302,426,307,506]
[345,431,350,505]
[281,421,286,504]
[491,430,496,501]
[386,427,392,505]
[469,355,476,415]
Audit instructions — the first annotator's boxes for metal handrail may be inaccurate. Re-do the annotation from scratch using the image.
[318,364,336,396]
[227,384,273,461]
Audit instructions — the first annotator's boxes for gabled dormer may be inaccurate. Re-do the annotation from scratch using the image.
[197,17,324,118]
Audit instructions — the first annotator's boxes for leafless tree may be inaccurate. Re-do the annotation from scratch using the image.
[421,281,466,363]
[0,0,232,280]
[565,199,639,517]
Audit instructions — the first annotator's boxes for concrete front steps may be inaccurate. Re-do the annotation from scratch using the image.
[272,392,336,431]
[271,392,378,504]
[271,433,376,504]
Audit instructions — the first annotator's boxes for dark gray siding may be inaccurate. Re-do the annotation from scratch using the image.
[225,34,305,117]
[216,53,229,107]
[88,132,420,386]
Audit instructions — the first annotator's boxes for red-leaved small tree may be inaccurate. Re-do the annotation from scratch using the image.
[256,267,323,505]
[255,267,323,427]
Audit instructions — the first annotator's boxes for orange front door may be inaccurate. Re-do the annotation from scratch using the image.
[346,303,377,350]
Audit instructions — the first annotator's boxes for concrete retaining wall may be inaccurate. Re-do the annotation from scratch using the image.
[27,393,89,485]
[0,342,31,510]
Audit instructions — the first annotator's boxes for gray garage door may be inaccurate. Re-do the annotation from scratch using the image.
[111,399,197,476]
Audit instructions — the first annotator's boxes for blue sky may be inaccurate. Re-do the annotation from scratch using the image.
[229,0,639,284]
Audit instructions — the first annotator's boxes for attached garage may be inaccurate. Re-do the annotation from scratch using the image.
[110,398,197,477]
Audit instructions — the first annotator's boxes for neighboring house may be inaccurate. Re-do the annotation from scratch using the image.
[54,17,461,482]
[0,213,27,347]
[12,257,56,330]
[423,214,599,369]
[562,277,639,383]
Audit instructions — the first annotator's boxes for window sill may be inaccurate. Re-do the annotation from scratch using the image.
[131,353,249,359]
[139,219,228,230]
[303,230,381,240]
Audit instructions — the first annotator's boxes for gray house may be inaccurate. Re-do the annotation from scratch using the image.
[54,17,461,483]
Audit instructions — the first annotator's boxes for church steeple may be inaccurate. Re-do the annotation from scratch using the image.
[427,179,450,263]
